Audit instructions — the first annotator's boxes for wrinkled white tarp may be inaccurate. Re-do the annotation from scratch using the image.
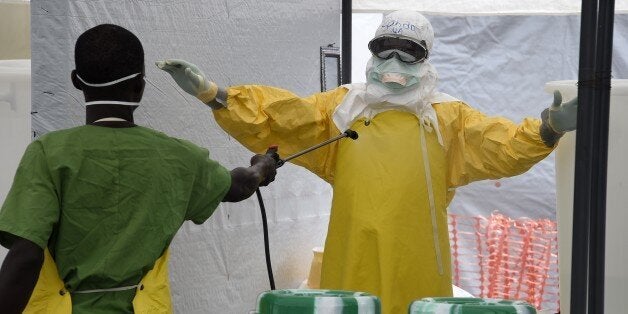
[30,1,339,312]
[353,12,628,221]
[21,0,628,312]
[354,0,628,15]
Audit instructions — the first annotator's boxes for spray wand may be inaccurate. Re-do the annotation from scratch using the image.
[256,129,358,289]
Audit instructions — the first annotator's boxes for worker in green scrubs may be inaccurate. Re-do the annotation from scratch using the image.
[0,24,277,314]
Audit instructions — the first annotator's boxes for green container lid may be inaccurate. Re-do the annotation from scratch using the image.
[408,297,537,314]
[254,289,381,314]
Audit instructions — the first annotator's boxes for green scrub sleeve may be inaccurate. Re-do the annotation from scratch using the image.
[185,148,232,224]
[0,141,60,250]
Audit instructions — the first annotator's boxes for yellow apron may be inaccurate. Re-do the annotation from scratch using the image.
[320,111,452,314]
[22,249,173,313]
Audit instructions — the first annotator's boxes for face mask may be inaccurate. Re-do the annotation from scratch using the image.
[76,72,143,106]
[367,57,421,90]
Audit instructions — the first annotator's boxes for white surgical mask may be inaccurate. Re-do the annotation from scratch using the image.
[76,72,142,106]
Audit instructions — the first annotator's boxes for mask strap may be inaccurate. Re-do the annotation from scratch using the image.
[93,117,127,123]
[76,72,141,87]
[85,100,139,106]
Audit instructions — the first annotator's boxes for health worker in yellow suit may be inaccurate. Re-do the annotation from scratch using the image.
[158,11,577,313]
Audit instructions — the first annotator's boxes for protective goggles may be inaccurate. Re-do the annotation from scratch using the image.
[368,37,429,64]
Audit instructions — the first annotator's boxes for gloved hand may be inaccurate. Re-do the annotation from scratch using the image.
[548,90,578,133]
[155,59,223,106]
[250,154,277,187]
[539,90,578,147]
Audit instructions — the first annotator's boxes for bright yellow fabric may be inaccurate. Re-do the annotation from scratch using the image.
[214,85,555,313]
[434,101,554,187]
[322,111,452,314]
[133,249,173,314]
[22,249,71,314]
[214,85,347,183]
[23,249,173,313]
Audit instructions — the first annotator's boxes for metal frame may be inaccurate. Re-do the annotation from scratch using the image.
[320,45,341,92]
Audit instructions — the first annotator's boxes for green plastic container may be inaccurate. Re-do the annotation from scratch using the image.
[408,297,537,314]
[253,289,381,314]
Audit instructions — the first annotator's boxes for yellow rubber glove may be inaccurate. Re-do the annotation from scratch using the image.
[156,59,219,104]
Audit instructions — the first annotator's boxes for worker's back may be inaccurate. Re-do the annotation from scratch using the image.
[0,124,231,313]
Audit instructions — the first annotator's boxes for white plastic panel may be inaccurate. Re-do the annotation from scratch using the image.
[0,59,31,264]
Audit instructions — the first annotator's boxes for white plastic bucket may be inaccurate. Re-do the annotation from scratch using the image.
[545,79,628,314]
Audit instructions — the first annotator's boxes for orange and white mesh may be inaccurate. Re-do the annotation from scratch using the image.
[448,212,560,313]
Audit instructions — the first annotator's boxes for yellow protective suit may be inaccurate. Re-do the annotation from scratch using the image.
[22,249,173,313]
[214,85,554,313]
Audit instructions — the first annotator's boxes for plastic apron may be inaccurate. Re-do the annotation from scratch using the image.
[320,110,452,314]
[22,248,173,313]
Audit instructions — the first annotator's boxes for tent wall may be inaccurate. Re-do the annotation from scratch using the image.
[353,13,628,221]
[30,1,339,312]
[352,0,628,15]
[13,0,628,312]
[353,13,628,312]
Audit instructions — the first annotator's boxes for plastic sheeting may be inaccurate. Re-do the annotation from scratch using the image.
[0,59,30,263]
[24,1,628,312]
[30,1,339,313]
[353,0,628,15]
[353,13,628,221]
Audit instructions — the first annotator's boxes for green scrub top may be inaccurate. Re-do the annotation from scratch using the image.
[0,124,231,313]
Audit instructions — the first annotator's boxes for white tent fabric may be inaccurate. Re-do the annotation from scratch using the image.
[15,0,628,312]
[29,1,339,312]
[353,12,628,221]
[352,8,628,313]
[354,0,628,15]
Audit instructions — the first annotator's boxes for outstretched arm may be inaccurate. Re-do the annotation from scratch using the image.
[439,91,578,187]
[156,59,226,109]
[0,237,44,314]
[157,59,348,183]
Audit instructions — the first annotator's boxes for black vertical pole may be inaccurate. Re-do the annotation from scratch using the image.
[341,0,352,84]
[588,0,614,313]
[571,0,597,311]
[572,0,615,313]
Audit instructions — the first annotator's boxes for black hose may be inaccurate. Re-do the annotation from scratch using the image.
[256,188,275,290]
[254,130,357,290]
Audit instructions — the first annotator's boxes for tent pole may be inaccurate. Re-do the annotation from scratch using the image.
[572,0,614,313]
[341,0,351,84]
[588,0,615,313]
[571,0,597,312]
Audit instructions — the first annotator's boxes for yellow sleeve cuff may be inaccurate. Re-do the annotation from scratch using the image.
[197,81,219,104]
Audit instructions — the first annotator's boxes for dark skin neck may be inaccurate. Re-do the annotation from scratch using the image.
[85,104,136,125]
[71,69,145,125]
